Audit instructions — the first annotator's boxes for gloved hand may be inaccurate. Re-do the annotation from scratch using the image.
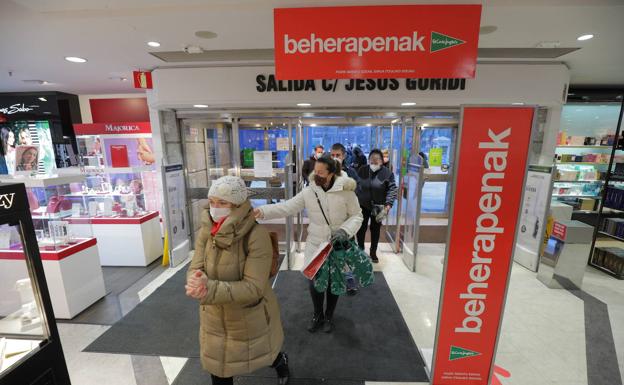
[330,228,349,244]
[375,206,390,223]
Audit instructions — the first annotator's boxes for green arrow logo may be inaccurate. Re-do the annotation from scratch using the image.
[449,346,481,361]
[430,31,466,53]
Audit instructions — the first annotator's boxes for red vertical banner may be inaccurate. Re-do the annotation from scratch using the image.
[432,106,535,385]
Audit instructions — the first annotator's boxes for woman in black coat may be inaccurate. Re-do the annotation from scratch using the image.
[355,149,398,263]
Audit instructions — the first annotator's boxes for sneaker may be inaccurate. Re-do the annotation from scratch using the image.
[307,314,324,333]
[323,318,334,333]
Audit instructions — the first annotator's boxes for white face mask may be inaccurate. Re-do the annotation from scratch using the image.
[332,156,342,164]
[370,164,381,172]
[210,207,231,221]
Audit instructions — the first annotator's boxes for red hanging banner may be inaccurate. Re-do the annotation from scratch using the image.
[431,106,535,385]
[274,5,481,80]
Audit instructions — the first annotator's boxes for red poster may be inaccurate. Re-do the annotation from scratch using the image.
[432,106,535,385]
[133,71,153,89]
[73,122,152,136]
[552,222,567,240]
[274,5,481,80]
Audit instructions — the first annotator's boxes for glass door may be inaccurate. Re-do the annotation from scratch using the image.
[419,126,457,217]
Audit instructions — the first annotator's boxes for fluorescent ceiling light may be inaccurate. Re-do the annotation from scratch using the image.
[297,103,311,107]
[38,97,47,102]
[401,102,416,106]
[577,34,594,41]
[366,124,372,126]
[147,41,161,47]
[65,56,87,63]
[310,124,317,127]
[512,102,525,105]
[193,104,208,108]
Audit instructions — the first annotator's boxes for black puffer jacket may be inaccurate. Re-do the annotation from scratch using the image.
[355,165,398,210]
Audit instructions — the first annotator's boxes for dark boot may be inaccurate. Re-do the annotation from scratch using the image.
[271,352,290,385]
[370,249,379,263]
[307,313,324,333]
[322,318,334,333]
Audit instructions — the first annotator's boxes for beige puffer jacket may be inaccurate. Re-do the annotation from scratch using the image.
[187,200,284,378]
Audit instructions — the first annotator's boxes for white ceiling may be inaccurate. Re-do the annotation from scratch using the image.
[1,0,623,95]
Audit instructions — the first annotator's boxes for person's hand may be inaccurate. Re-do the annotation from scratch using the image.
[137,138,155,165]
[330,229,349,243]
[186,270,208,299]
[253,208,264,219]
[185,284,207,299]
[376,207,390,223]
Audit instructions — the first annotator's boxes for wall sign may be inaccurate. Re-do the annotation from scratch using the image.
[73,122,152,135]
[432,106,535,385]
[0,104,39,115]
[133,71,153,89]
[256,74,466,93]
[274,5,481,80]
[0,193,15,209]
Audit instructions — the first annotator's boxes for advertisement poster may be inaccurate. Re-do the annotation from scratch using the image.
[274,5,481,79]
[163,164,190,267]
[253,151,273,177]
[429,147,443,167]
[104,138,155,167]
[432,106,535,385]
[514,165,553,272]
[0,120,55,175]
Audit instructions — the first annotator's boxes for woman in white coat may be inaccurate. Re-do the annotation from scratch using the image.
[254,155,362,333]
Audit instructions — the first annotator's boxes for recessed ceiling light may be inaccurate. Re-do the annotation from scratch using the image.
[297,103,311,107]
[577,34,594,41]
[195,31,218,39]
[193,104,208,108]
[38,97,47,102]
[310,123,317,127]
[401,102,416,106]
[65,56,87,63]
[255,124,261,127]
[147,41,161,47]
[512,102,525,105]
[366,124,372,127]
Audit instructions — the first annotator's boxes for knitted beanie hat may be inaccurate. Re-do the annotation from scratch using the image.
[208,176,248,205]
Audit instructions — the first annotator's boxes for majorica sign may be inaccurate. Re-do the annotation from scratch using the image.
[256,74,466,93]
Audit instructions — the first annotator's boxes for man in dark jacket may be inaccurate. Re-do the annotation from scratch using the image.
[355,149,398,263]
[330,143,359,181]
[302,145,324,185]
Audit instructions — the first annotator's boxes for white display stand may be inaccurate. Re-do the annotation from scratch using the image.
[0,238,105,319]
[82,212,162,266]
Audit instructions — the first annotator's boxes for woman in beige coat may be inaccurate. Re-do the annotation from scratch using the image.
[186,176,289,385]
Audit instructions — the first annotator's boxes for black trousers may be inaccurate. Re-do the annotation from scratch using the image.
[309,279,339,319]
[357,207,382,252]
[210,375,233,385]
[210,354,284,384]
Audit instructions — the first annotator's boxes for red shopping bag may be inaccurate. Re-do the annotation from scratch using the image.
[302,242,332,280]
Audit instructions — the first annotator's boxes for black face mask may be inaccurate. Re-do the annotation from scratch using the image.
[314,175,327,186]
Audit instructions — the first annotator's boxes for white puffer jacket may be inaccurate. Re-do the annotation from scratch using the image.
[258,174,363,266]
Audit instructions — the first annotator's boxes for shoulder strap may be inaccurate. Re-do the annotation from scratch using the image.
[312,188,331,227]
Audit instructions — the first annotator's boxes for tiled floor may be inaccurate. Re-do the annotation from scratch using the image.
[56,242,624,385]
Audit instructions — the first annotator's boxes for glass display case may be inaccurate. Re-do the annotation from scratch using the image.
[73,121,161,216]
[0,183,71,385]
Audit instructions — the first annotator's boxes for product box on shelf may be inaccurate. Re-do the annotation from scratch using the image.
[568,136,586,146]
